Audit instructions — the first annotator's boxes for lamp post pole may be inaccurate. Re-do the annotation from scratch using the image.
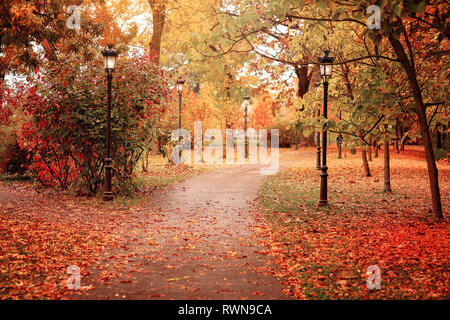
[176,79,185,161]
[316,106,321,170]
[101,44,118,202]
[337,110,343,159]
[178,90,182,159]
[103,70,113,201]
[337,133,343,159]
[244,105,248,158]
[319,79,329,206]
[317,50,334,207]
[314,81,321,170]
[243,94,250,159]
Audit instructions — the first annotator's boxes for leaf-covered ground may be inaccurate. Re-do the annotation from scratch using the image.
[70,162,288,300]
[258,146,449,299]
[0,185,121,299]
[0,161,210,299]
[1,147,448,299]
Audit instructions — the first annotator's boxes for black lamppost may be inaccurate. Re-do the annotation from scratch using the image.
[317,50,334,206]
[337,109,343,159]
[243,94,250,158]
[101,44,118,201]
[337,133,343,159]
[315,81,321,170]
[176,78,185,159]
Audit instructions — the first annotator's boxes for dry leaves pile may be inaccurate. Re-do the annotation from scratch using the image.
[258,146,449,299]
[0,163,201,300]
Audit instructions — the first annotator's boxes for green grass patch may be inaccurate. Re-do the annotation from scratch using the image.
[0,174,32,182]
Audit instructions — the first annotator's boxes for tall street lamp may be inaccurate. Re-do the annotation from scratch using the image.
[101,44,118,201]
[176,78,185,160]
[243,94,250,158]
[317,49,334,206]
[315,81,321,170]
[337,133,343,159]
[337,108,343,159]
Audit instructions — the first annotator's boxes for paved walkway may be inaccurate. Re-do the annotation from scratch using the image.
[74,163,289,299]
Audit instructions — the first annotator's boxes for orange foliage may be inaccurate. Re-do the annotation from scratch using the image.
[249,93,275,129]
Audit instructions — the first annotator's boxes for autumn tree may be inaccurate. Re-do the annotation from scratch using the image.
[201,0,448,220]
[17,49,169,193]
[249,92,275,130]
[147,0,166,66]
[0,0,113,81]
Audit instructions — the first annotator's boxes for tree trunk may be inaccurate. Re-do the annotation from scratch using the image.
[401,134,407,151]
[374,140,379,158]
[399,123,404,151]
[341,64,355,100]
[444,125,447,163]
[151,140,158,155]
[361,147,371,177]
[389,34,443,219]
[437,130,442,149]
[384,139,392,192]
[142,153,147,172]
[443,125,447,146]
[294,66,312,98]
[145,148,150,168]
[142,149,150,172]
[148,0,166,66]
[147,1,165,159]
[0,72,5,109]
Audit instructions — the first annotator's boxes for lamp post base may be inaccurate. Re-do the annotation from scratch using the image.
[318,166,328,206]
[245,142,248,159]
[103,157,113,201]
[337,134,343,159]
[103,192,113,201]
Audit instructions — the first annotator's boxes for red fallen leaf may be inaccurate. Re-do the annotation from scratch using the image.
[258,148,450,300]
[80,285,95,291]
[120,280,133,284]
[252,290,264,296]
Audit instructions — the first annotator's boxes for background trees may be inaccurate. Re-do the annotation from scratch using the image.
[0,0,447,218]
[193,0,448,220]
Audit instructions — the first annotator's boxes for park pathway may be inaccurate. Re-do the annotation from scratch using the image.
[74,163,290,299]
